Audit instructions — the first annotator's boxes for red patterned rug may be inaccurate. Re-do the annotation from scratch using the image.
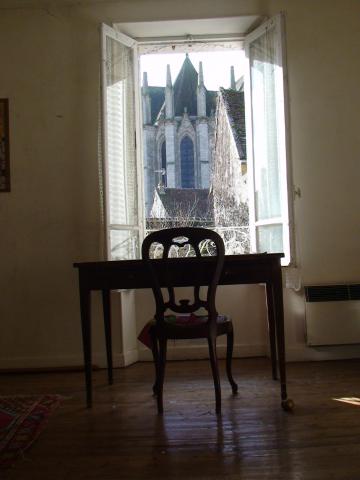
[0,394,62,469]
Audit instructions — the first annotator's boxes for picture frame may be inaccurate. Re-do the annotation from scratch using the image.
[0,98,10,192]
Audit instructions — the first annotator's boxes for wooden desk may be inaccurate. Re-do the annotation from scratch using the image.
[74,253,292,410]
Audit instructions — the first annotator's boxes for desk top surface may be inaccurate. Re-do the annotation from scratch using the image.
[74,253,284,270]
[74,254,284,290]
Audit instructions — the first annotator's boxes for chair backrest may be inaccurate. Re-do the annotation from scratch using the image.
[142,227,225,326]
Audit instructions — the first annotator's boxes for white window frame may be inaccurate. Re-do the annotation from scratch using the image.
[102,15,294,264]
[100,23,145,260]
[244,13,294,265]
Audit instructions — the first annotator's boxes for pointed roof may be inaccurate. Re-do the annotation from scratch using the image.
[173,54,198,116]
[149,55,217,121]
[219,87,247,160]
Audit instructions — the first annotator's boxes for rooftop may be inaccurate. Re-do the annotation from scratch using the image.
[153,187,213,221]
[219,87,246,160]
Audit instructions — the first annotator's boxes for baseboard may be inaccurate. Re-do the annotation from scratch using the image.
[0,352,125,371]
[286,344,360,362]
[119,349,139,367]
[138,342,268,361]
[3,343,359,371]
[0,345,264,370]
[138,342,360,363]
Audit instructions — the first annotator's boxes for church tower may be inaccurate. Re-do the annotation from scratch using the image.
[142,54,217,217]
[196,61,210,188]
[142,71,156,216]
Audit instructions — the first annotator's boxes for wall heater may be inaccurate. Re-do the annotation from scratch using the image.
[304,284,360,346]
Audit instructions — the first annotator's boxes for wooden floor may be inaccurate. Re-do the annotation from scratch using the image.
[2,358,360,480]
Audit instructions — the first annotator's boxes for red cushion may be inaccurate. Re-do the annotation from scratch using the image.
[137,314,228,349]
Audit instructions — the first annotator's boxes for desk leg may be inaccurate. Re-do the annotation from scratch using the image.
[102,289,113,385]
[265,282,278,380]
[79,285,92,408]
[272,270,288,404]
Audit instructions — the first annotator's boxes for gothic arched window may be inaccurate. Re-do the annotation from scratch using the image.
[161,141,167,187]
[180,136,195,188]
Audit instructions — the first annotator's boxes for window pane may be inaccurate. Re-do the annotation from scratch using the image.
[161,141,167,187]
[110,229,139,260]
[180,136,195,188]
[250,26,281,222]
[256,224,283,253]
[105,36,138,227]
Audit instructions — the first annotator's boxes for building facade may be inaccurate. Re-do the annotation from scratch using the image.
[142,55,217,217]
[211,86,249,253]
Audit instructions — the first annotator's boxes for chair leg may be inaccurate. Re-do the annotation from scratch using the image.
[226,328,238,394]
[207,336,221,414]
[157,336,167,414]
[102,289,113,385]
[150,327,159,396]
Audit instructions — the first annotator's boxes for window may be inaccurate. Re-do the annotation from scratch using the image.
[180,136,195,188]
[161,141,167,187]
[100,24,142,260]
[244,14,293,264]
[100,14,293,265]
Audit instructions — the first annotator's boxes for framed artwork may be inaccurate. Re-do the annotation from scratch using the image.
[0,98,10,192]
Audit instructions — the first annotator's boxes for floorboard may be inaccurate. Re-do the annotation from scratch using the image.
[2,358,360,479]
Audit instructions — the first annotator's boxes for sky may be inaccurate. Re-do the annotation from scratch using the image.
[140,50,245,91]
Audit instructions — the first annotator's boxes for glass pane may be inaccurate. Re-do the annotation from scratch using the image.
[215,227,250,255]
[249,25,281,222]
[109,229,139,260]
[180,136,195,188]
[105,36,137,227]
[256,224,283,253]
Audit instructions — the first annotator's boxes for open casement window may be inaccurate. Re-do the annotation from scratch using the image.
[101,24,144,260]
[100,25,142,368]
[244,13,293,265]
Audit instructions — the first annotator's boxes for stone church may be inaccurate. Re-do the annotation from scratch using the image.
[141,54,217,218]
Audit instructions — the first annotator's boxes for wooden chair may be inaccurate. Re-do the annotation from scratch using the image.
[141,227,238,414]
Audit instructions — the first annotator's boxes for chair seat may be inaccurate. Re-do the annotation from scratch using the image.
[138,313,231,349]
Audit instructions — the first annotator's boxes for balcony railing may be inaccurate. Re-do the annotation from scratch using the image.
[145,226,250,258]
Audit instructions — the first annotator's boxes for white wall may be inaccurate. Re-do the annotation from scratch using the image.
[0,0,359,369]
[0,6,114,368]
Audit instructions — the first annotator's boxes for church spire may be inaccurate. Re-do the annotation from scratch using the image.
[166,64,172,88]
[143,71,149,89]
[197,61,206,117]
[165,64,174,119]
[230,66,236,90]
[198,61,204,86]
[142,71,151,125]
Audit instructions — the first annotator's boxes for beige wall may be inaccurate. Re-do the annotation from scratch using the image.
[0,0,360,368]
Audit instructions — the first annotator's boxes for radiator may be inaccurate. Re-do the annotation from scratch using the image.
[304,284,360,346]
